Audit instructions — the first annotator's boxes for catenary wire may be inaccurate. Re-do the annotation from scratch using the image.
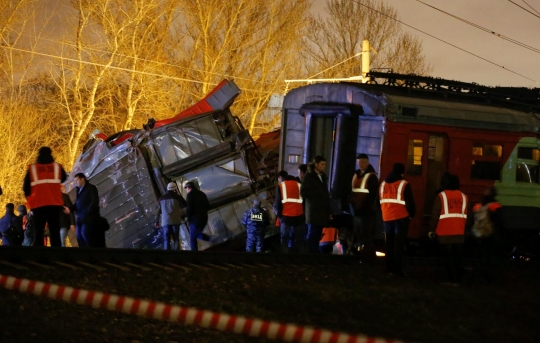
[2,32,272,87]
[415,0,540,54]
[508,0,540,19]
[353,0,539,84]
[0,45,271,93]
[522,0,540,15]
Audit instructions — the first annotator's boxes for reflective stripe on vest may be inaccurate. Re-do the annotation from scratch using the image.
[30,163,61,186]
[379,180,407,205]
[352,173,371,193]
[435,190,468,236]
[439,191,467,219]
[281,181,303,203]
[280,180,303,217]
[379,180,409,221]
[27,162,64,209]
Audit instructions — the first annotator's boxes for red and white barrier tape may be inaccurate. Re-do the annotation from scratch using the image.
[0,274,400,343]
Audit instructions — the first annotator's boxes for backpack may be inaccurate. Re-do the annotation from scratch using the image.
[472,204,493,238]
[3,217,24,245]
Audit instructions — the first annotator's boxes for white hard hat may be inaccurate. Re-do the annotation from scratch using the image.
[167,182,178,190]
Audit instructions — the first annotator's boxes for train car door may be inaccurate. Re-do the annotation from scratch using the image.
[405,132,448,238]
[300,104,360,210]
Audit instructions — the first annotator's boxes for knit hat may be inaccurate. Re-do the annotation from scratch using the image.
[167,182,178,191]
[38,146,52,156]
[392,163,405,175]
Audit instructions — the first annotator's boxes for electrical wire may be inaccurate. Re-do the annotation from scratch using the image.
[522,0,540,16]
[508,0,540,19]
[415,0,540,54]
[353,0,539,84]
[0,44,272,93]
[8,32,272,86]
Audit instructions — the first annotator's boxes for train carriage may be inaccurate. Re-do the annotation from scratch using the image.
[279,72,540,246]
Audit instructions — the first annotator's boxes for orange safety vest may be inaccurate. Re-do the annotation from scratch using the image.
[280,180,303,217]
[435,190,468,236]
[379,180,409,221]
[320,227,337,245]
[351,172,374,211]
[27,162,64,209]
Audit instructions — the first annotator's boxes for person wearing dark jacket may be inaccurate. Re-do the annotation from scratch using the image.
[185,181,211,251]
[349,154,379,261]
[59,186,76,247]
[23,146,67,247]
[472,186,503,283]
[0,203,23,246]
[156,182,187,250]
[379,163,415,277]
[63,173,104,248]
[300,155,332,254]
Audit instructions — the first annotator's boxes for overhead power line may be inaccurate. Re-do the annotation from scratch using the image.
[12,32,271,86]
[0,45,270,93]
[415,0,540,54]
[353,0,539,84]
[522,0,540,16]
[508,0,540,19]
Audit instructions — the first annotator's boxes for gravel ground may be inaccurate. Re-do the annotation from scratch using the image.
[0,258,539,343]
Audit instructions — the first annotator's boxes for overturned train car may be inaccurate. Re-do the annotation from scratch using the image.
[65,80,275,250]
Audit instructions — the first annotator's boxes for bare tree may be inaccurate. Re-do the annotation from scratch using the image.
[178,0,311,135]
[0,1,59,204]
[303,0,432,78]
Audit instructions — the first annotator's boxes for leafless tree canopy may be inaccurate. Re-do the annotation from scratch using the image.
[303,0,432,78]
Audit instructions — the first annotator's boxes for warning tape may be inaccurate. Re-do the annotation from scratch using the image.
[0,274,401,343]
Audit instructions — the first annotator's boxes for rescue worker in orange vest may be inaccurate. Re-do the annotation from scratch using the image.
[380,162,415,277]
[350,153,379,262]
[274,170,306,253]
[23,146,67,247]
[429,174,469,285]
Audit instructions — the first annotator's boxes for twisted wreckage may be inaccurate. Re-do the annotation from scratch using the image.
[64,80,276,250]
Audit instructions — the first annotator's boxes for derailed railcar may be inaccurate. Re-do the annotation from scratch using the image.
[65,80,275,249]
[280,72,540,251]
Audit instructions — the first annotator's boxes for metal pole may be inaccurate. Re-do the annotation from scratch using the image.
[362,40,370,83]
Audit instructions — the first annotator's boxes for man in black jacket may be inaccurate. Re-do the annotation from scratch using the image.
[300,155,332,254]
[185,181,211,251]
[63,173,104,248]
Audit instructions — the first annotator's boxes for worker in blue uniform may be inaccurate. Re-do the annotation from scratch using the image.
[241,199,270,252]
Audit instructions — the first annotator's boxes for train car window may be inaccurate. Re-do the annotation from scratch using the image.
[407,139,423,175]
[516,147,540,183]
[401,107,418,117]
[471,143,502,180]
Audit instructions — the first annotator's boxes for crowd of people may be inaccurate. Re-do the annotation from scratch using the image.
[0,147,503,284]
[264,153,503,284]
[0,147,106,248]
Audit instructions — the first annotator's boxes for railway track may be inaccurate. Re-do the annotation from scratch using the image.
[1,246,533,275]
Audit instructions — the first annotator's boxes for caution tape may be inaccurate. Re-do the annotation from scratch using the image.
[0,274,401,343]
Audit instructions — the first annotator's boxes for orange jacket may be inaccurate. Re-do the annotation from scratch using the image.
[379,180,409,221]
[435,190,468,236]
[279,180,303,217]
[320,227,337,245]
[27,162,64,209]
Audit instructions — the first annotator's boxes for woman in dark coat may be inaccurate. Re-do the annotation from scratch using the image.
[300,155,332,253]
